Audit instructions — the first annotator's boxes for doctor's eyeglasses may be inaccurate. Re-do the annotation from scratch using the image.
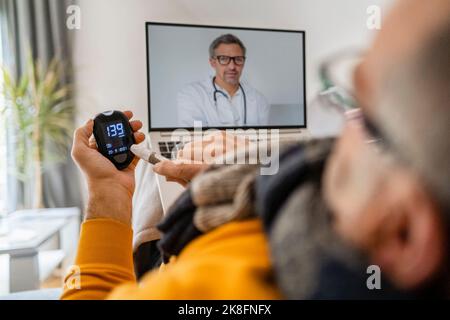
[214,55,246,66]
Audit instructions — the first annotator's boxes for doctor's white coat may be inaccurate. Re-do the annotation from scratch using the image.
[177,77,270,127]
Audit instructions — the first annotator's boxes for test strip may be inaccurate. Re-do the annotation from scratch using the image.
[130,143,168,165]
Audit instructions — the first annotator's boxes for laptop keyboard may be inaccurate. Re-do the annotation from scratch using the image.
[157,132,306,160]
[158,141,184,159]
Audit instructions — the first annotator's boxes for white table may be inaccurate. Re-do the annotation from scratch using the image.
[0,207,80,293]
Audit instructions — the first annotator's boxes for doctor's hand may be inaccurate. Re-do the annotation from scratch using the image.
[153,131,251,187]
[71,110,145,226]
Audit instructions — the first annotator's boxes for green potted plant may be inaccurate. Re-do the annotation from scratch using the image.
[1,55,74,209]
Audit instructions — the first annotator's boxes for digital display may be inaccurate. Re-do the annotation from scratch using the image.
[102,121,128,156]
[106,122,125,137]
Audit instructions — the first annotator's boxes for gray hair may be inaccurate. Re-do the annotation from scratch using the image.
[376,20,450,213]
[209,34,246,58]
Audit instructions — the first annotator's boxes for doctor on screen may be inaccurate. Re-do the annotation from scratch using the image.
[177,34,270,127]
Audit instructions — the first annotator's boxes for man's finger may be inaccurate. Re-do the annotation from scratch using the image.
[177,141,209,161]
[73,119,94,147]
[72,119,94,158]
[177,133,232,161]
[128,154,141,170]
[153,160,173,176]
[134,132,145,144]
[154,160,188,181]
[123,110,133,120]
[130,120,143,132]
[165,176,188,187]
[88,135,97,148]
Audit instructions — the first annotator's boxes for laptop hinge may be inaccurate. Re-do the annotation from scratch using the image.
[159,128,304,137]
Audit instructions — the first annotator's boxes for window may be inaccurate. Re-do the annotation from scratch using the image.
[0,20,7,216]
[0,124,5,215]
[0,118,6,215]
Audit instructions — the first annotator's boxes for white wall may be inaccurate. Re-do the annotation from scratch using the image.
[73,0,393,135]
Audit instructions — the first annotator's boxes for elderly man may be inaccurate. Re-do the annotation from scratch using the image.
[64,0,450,299]
[320,1,450,294]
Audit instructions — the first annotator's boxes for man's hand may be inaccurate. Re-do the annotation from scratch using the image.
[176,131,250,160]
[153,159,208,187]
[153,131,250,187]
[71,110,145,225]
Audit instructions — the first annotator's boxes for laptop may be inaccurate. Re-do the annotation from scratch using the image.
[145,22,309,213]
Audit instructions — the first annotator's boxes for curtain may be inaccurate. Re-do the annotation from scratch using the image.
[0,0,81,211]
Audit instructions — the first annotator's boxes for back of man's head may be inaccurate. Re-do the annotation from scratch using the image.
[376,19,450,216]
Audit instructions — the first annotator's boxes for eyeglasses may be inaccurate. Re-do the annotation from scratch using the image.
[214,55,246,66]
[317,87,385,146]
[314,50,389,148]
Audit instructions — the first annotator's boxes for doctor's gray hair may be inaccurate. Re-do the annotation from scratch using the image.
[209,34,247,58]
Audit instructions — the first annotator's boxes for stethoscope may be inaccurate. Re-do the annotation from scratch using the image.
[212,76,247,125]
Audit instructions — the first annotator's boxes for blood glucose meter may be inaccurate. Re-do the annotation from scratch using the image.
[93,110,135,170]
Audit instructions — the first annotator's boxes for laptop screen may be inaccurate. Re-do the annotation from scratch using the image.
[146,22,306,130]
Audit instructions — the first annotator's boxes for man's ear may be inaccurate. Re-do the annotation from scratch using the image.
[371,170,446,290]
[209,58,216,68]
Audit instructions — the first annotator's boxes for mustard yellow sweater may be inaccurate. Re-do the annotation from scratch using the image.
[61,218,281,299]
